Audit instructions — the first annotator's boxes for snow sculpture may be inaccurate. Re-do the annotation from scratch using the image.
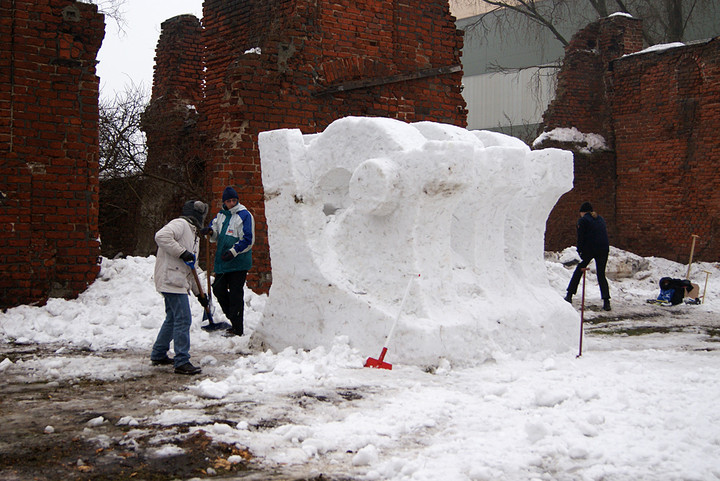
[255,116,577,365]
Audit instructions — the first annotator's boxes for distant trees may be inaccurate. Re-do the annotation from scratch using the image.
[465,0,719,48]
[98,83,148,180]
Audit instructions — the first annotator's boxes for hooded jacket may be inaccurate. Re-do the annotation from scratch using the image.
[208,202,255,273]
[153,218,201,295]
[576,212,609,258]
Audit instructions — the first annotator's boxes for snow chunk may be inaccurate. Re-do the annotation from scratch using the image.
[194,379,230,399]
[352,444,380,466]
[117,416,139,426]
[86,416,105,427]
[533,127,609,153]
[0,358,13,372]
[149,444,185,458]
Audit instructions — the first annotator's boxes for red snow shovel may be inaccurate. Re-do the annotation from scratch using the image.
[365,274,419,370]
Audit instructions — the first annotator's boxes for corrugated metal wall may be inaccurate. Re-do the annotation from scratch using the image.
[462,67,557,132]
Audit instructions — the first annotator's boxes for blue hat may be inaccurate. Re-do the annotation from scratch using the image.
[222,186,239,202]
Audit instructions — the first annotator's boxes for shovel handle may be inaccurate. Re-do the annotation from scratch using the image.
[383,274,419,347]
[205,236,213,299]
[189,264,213,320]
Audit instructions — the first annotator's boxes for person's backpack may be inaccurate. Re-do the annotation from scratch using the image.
[658,277,693,305]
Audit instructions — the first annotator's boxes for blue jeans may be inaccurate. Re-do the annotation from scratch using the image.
[151,293,192,367]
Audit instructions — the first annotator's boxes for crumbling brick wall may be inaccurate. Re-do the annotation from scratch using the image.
[0,0,104,309]
[612,37,720,262]
[195,0,467,292]
[538,15,720,263]
[539,16,643,254]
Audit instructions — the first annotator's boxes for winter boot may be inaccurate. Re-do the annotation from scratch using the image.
[603,299,611,311]
[564,293,572,303]
[151,356,173,366]
[175,362,202,375]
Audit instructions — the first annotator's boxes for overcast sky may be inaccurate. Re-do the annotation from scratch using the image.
[96,0,202,100]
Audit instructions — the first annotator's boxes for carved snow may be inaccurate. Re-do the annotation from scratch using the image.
[256,116,576,365]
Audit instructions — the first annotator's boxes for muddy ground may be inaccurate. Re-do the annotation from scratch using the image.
[0,343,353,481]
[1,304,717,481]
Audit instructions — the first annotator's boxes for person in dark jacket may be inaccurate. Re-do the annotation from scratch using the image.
[201,186,255,336]
[565,202,611,311]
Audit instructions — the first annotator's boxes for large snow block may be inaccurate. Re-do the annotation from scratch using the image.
[255,116,576,365]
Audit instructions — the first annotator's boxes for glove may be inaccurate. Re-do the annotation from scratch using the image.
[197,294,209,308]
[200,227,213,236]
[180,250,195,265]
[221,249,236,262]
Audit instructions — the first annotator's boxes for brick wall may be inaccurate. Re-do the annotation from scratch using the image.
[539,15,720,263]
[195,0,466,292]
[0,0,104,309]
[538,16,643,252]
[612,38,720,262]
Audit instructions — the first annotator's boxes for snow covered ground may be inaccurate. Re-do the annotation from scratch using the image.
[1,248,719,481]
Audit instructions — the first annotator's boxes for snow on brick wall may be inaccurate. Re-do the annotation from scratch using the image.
[538,15,720,263]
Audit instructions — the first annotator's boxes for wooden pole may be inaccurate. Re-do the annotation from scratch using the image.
[701,270,711,304]
[686,234,699,279]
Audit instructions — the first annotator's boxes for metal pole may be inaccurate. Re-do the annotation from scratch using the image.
[577,268,588,358]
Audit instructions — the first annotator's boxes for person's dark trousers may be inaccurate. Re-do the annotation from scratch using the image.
[567,251,610,300]
[213,270,248,334]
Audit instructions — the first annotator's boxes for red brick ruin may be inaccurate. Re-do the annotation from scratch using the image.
[3,3,720,309]
[1,0,104,308]
[142,0,467,293]
[538,15,720,264]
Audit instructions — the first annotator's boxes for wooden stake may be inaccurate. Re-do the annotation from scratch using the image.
[701,270,711,304]
[686,234,699,279]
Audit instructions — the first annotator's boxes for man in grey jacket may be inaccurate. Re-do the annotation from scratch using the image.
[150,200,209,375]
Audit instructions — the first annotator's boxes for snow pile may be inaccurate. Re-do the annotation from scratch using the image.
[257,116,576,365]
[533,127,609,154]
[2,249,720,480]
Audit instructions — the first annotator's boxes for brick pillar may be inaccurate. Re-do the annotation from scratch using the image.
[199,0,466,293]
[137,14,204,256]
[537,15,643,252]
[0,0,105,309]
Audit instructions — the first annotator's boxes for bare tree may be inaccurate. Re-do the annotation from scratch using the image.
[98,82,148,179]
[466,0,718,49]
[78,0,126,30]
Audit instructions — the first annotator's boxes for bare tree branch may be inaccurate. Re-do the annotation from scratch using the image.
[99,82,149,179]
[468,0,720,55]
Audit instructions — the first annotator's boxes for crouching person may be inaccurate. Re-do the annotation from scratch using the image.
[150,200,209,375]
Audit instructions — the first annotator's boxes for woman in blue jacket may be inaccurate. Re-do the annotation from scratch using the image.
[203,186,255,336]
[565,202,611,311]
